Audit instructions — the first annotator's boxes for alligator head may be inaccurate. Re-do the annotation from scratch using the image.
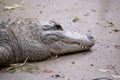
[40,21,95,55]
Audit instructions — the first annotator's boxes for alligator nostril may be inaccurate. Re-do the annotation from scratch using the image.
[86,34,94,40]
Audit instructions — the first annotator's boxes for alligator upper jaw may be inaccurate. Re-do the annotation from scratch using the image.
[60,39,91,48]
[58,30,95,47]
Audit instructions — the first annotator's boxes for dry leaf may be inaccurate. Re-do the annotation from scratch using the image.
[4,57,28,73]
[47,54,58,60]
[44,69,53,73]
[97,68,110,72]
[25,64,38,73]
[4,0,26,10]
[4,4,20,10]
[25,18,34,21]
[72,16,79,22]
[105,22,114,27]
[111,75,120,78]
[92,78,112,80]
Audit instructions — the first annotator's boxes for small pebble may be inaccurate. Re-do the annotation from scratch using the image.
[72,61,75,64]
[112,29,120,33]
[90,64,94,66]
[40,11,43,13]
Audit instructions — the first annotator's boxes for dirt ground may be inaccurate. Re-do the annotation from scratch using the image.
[0,0,120,80]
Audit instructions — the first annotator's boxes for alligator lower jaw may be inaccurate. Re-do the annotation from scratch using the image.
[50,43,90,54]
[60,39,90,49]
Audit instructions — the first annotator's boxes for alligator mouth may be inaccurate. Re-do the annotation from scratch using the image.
[60,39,90,49]
[50,39,91,54]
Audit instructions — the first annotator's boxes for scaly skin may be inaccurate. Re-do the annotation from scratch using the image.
[0,20,95,66]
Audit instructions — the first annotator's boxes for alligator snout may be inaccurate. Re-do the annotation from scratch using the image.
[86,34,94,40]
[85,34,95,47]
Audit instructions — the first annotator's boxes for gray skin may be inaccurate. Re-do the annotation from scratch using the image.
[0,20,95,66]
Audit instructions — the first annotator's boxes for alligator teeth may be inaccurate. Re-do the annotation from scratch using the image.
[80,44,84,48]
[79,44,87,49]
[68,42,71,44]
[80,44,82,47]
[65,41,88,48]
[81,45,85,48]
[84,46,87,48]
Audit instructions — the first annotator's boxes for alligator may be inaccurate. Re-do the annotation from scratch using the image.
[0,19,95,66]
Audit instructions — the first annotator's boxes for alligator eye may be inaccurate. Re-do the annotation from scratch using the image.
[54,24,63,30]
[50,21,63,30]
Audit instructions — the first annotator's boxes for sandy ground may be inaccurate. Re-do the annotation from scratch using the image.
[0,0,120,80]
